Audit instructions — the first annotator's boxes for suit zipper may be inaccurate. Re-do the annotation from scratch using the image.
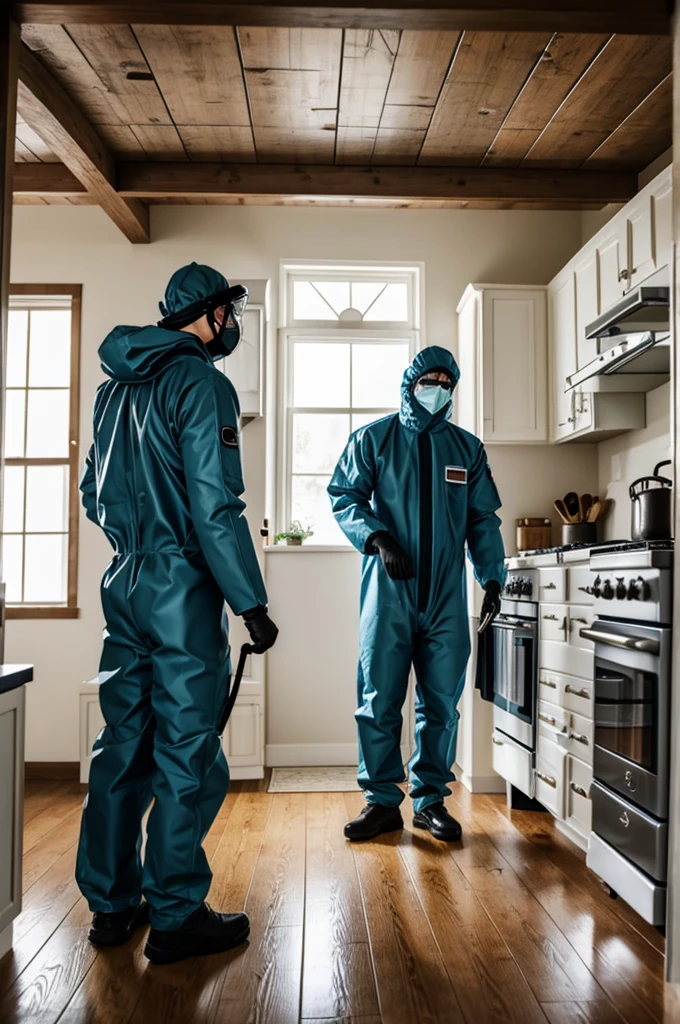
[418,431,433,612]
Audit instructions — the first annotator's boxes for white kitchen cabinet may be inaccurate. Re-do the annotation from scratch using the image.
[595,226,625,327]
[574,248,600,369]
[548,271,578,442]
[457,284,548,443]
[565,754,593,839]
[0,684,25,950]
[492,729,534,798]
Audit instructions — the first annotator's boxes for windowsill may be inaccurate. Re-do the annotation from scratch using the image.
[264,545,359,554]
[6,607,80,620]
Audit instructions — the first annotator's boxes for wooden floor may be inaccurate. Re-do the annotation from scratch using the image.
[2,777,679,1024]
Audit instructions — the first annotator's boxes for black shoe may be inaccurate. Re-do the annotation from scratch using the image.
[413,802,462,841]
[89,901,150,947]
[344,803,404,841]
[144,903,250,965]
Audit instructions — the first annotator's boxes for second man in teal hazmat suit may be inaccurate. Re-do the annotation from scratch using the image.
[76,263,278,964]
[328,346,506,842]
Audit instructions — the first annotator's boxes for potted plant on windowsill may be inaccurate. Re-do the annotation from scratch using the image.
[274,521,314,547]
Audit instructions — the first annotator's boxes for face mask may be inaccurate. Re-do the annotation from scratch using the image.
[415,382,452,416]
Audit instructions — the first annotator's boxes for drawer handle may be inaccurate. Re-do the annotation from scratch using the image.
[569,731,589,745]
[565,685,590,698]
[570,617,589,628]
[540,679,557,689]
[536,771,557,788]
[543,614,560,620]
[492,737,504,746]
[620,811,630,827]
[570,782,590,798]
[539,713,557,726]
[542,582,557,589]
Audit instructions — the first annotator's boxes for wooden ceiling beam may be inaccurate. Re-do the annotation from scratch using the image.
[14,160,637,205]
[16,41,149,241]
[9,1,672,34]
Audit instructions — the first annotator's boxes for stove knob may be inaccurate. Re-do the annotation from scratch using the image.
[615,577,627,600]
[626,578,638,600]
[521,578,533,596]
[636,576,651,601]
[602,579,614,600]
[592,575,602,599]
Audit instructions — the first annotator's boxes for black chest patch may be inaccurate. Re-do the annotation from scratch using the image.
[221,425,239,448]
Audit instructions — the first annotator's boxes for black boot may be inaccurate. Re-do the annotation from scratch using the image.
[89,901,150,947]
[144,903,250,965]
[344,803,403,841]
[413,802,462,841]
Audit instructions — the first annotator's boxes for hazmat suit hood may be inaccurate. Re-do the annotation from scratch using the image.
[400,345,460,432]
[99,323,211,384]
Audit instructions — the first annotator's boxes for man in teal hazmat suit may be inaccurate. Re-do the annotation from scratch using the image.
[76,263,278,964]
[328,346,506,842]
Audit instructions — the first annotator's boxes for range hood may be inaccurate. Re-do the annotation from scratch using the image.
[585,286,669,339]
[566,285,670,393]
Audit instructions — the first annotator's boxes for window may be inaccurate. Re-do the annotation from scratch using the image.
[3,286,81,617]
[281,264,420,545]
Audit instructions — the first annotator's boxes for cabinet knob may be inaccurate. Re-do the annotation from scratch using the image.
[618,268,630,281]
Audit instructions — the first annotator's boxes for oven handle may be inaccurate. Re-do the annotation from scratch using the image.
[494,619,537,632]
[579,627,659,654]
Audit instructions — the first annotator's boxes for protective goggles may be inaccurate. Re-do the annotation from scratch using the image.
[158,284,249,357]
[414,375,454,391]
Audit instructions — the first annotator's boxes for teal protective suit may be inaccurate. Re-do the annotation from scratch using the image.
[328,346,506,813]
[76,269,266,930]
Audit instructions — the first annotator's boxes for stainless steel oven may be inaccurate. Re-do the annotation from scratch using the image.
[582,543,672,926]
[492,606,537,749]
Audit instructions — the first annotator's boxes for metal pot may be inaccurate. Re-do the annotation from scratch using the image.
[630,459,673,541]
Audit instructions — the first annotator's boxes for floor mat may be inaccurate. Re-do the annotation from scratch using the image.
[268,766,361,793]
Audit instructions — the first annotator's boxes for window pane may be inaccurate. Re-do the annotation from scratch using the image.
[352,412,386,432]
[351,281,385,316]
[313,281,350,317]
[4,390,26,458]
[3,466,25,533]
[3,535,23,603]
[26,389,70,457]
[293,281,337,321]
[7,311,28,387]
[291,475,348,545]
[25,465,69,532]
[352,343,410,408]
[293,343,350,408]
[363,282,409,322]
[28,310,71,387]
[24,534,68,603]
[293,414,350,474]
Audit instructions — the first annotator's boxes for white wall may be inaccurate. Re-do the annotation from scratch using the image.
[597,382,672,541]
[8,202,590,761]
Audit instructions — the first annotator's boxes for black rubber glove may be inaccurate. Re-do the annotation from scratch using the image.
[369,531,416,581]
[242,606,279,654]
[479,580,502,633]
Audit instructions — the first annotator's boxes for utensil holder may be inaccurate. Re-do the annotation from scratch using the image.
[561,522,597,545]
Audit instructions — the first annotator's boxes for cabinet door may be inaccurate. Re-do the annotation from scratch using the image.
[573,389,593,433]
[626,195,656,289]
[456,289,480,435]
[651,171,672,275]
[0,687,24,934]
[481,289,547,442]
[574,250,599,369]
[549,274,577,441]
[223,701,262,767]
[596,226,626,318]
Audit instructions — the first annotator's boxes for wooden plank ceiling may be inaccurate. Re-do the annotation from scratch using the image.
[12,24,673,212]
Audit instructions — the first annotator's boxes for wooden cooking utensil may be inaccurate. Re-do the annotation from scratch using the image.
[579,493,593,523]
[587,500,604,522]
[554,499,571,524]
[563,492,581,523]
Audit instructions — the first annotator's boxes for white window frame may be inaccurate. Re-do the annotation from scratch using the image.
[278,262,422,545]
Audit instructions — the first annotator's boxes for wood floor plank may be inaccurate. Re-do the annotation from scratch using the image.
[204,792,307,1023]
[22,780,63,824]
[201,788,239,861]
[23,783,86,855]
[454,791,665,1024]
[301,793,379,1020]
[23,806,81,894]
[541,1000,625,1024]
[0,896,96,1023]
[397,826,548,1024]
[345,793,465,1024]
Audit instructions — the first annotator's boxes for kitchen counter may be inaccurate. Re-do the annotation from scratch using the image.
[0,665,32,962]
[0,664,33,694]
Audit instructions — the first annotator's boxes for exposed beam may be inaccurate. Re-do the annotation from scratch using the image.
[9,1,672,34]
[16,41,149,242]
[13,160,638,206]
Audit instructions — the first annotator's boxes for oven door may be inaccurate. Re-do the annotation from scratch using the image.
[581,618,671,819]
[492,612,537,749]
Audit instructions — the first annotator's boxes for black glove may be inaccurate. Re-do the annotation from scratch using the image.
[479,580,502,633]
[369,531,416,581]
[242,606,279,654]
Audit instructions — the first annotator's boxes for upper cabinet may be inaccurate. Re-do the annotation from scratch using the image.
[547,165,670,443]
[457,285,548,444]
